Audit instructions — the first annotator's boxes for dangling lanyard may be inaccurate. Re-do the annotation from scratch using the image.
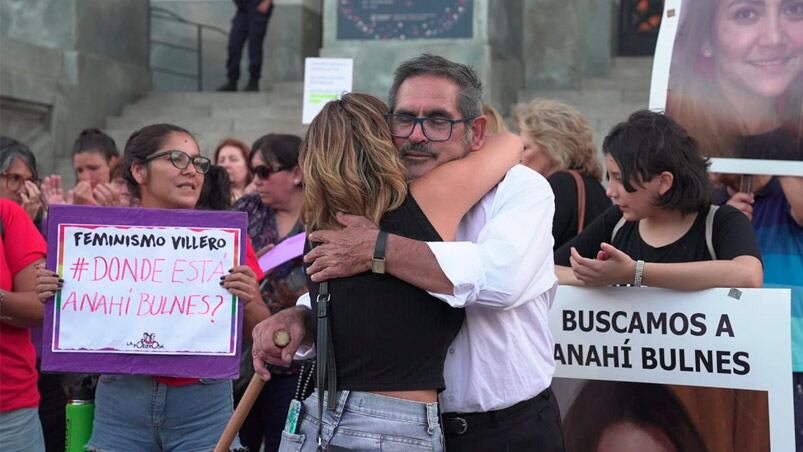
[315,280,337,451]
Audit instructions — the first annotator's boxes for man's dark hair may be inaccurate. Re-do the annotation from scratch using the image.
[388,54,483,120]
[72,128,119,162]
[0,136,39,181]
[249,133,302,169]
[122,123,196,199]
[603,110,711,214]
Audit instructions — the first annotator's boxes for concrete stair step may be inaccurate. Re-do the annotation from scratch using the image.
[211,104,303,120]
[135,92,281,108]
[106,116,236,134]
[268,81,304,95]
[609,56,654,79]
[233,117,305,132]
[580,76,651,92]
[121,104,212,118]
[518,88,649,107]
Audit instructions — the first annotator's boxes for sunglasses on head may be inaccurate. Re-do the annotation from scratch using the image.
[252,165,291,179]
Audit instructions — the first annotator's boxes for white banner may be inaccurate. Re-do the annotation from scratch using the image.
[550,286,793,451]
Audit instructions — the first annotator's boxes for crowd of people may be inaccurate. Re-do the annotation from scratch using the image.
[0,50,801,452]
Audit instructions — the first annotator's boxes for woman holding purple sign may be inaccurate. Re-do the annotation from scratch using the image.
[36,123,267,452]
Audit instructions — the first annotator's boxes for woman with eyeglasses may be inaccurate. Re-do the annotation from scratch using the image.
[232,133,306,452]
[0,137,43,224]
[35,123,267,452]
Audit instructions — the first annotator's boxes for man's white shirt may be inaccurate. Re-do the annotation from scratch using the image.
[427,165,557,413]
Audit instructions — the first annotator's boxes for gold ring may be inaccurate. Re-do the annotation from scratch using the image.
[273,330,291,347]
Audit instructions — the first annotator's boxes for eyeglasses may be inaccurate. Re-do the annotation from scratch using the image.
[145,150,211,174]
[251,165,291,179]
[0,172,36,191]
[384,114,475,142]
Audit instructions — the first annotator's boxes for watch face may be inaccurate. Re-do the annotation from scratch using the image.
[371,259,386,274]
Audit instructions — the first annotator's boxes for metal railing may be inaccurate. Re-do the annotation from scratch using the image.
[149,6,229,91]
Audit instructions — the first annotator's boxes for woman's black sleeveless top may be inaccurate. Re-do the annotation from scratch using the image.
[308,194,464,391]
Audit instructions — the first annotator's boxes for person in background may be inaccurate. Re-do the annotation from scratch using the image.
[232,133,305,452]
[0,198,47,452]
[554,110,763,290]
[218,0,274,91]
[214,138,253,202]
[514,98,611,249]
[41,128,120,206]
[35,123,267,452]
[483,103,509,134]
[0,137,42,224]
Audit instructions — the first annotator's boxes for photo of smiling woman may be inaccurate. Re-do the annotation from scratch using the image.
[666,0,803,162]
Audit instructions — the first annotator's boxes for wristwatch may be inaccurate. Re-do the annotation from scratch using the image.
[371,231,388,274]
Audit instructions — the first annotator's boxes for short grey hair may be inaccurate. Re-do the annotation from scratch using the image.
[0,136,38,181]
[388,54,483,120]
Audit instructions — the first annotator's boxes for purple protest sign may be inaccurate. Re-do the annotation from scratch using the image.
[258,232,306,273]
[41,205,247,379]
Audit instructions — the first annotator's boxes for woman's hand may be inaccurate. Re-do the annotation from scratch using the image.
[726,191,755,220]
[20,180,43,220]
[221,265,259,303]
[34,264,62,303]
[569,243,636,286]
[71,181,95,205]
[41,175,70,205]
[93,183,122,206]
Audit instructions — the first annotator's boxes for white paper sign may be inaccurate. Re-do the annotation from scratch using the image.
[550,286,793,451]
[53,224,241,356]
[302,57,353,124]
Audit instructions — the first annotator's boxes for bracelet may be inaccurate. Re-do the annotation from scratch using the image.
[634,260,645,287]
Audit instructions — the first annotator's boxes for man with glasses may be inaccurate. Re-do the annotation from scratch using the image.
[252,54,564,451]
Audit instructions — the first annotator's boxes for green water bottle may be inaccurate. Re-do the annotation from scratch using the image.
[65,381,95,452]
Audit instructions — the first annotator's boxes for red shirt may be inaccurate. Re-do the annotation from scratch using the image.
[156,235,263,386]
[0,199,46,411]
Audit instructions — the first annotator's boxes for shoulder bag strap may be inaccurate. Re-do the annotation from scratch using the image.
[705,205,719,260]
[568,170,586,234]
[315,280,337,451]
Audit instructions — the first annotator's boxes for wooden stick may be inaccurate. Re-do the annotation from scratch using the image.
[214,374,266,452]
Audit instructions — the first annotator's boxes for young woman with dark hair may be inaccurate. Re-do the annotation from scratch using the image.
[41,128,125,206]
[35,123,268,452]
[555,110,763,290]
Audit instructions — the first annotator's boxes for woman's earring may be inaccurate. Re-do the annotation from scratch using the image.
[701,42,714,58]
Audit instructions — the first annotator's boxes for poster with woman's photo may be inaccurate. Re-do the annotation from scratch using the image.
[650,0,803,176]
